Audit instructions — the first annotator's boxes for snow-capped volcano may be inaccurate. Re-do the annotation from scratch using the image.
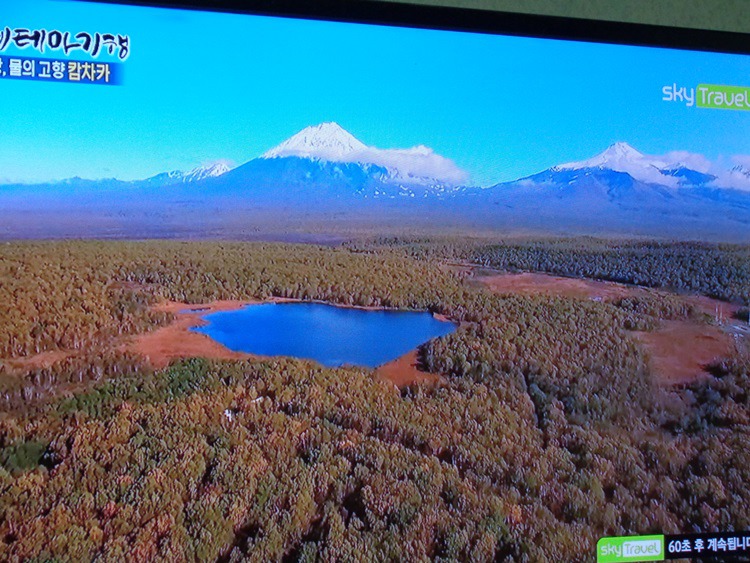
[558,142,647,169]
[262,122,368,161]
[555,142,683,187]
[181,163,231,182]
[142,163,231,187]
[261,122,468,187]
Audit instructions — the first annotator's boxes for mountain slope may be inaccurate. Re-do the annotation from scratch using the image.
[195,122,467,199]
[552,142,719,188]
[467,142,750,239]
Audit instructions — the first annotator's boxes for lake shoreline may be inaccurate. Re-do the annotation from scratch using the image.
[127,297,453,386]
[176,297,456,323]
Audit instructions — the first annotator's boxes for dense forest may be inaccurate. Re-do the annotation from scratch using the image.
[0,239,748,561]
[347,237,750,304]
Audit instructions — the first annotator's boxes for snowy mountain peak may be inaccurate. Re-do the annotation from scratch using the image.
[182,163,231,182]
[557,142,648,171]
[601,141,644,160]
[553,142,683,187]
[262,122,368,161]
[258,121,468,186]
[142,163,230,187]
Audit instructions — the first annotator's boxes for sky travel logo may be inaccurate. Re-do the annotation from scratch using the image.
[697,83,750,110]
[663,83,750,110]
[597,535,664,562]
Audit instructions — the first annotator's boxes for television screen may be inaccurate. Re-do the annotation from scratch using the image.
[1,0,749,561]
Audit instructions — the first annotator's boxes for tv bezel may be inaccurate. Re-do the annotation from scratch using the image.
[80,0,750,56]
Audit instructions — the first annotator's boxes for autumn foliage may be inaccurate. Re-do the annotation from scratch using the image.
[0,239,748,561]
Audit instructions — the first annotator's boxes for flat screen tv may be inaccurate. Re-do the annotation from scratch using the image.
[1,1,749,561]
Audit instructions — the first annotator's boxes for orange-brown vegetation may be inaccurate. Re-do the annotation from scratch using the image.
[125,300,259,369]
[635,321,734,385]
[375,349,444,388]
[477,272,634,301]
[478,272,738,385]
[3,349,74,373]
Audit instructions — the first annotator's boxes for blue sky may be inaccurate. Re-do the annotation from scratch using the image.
[1,0,749,186]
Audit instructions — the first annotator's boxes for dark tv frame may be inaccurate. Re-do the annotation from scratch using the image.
[84,0,750,56]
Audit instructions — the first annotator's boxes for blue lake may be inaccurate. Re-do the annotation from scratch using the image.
[191,302,456,368]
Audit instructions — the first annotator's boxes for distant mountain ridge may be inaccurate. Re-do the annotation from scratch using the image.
[471,141,750,241]
[5,125,749,194]
[2,124,749,241]
[143,163,231,187]
[488,141,750,194]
